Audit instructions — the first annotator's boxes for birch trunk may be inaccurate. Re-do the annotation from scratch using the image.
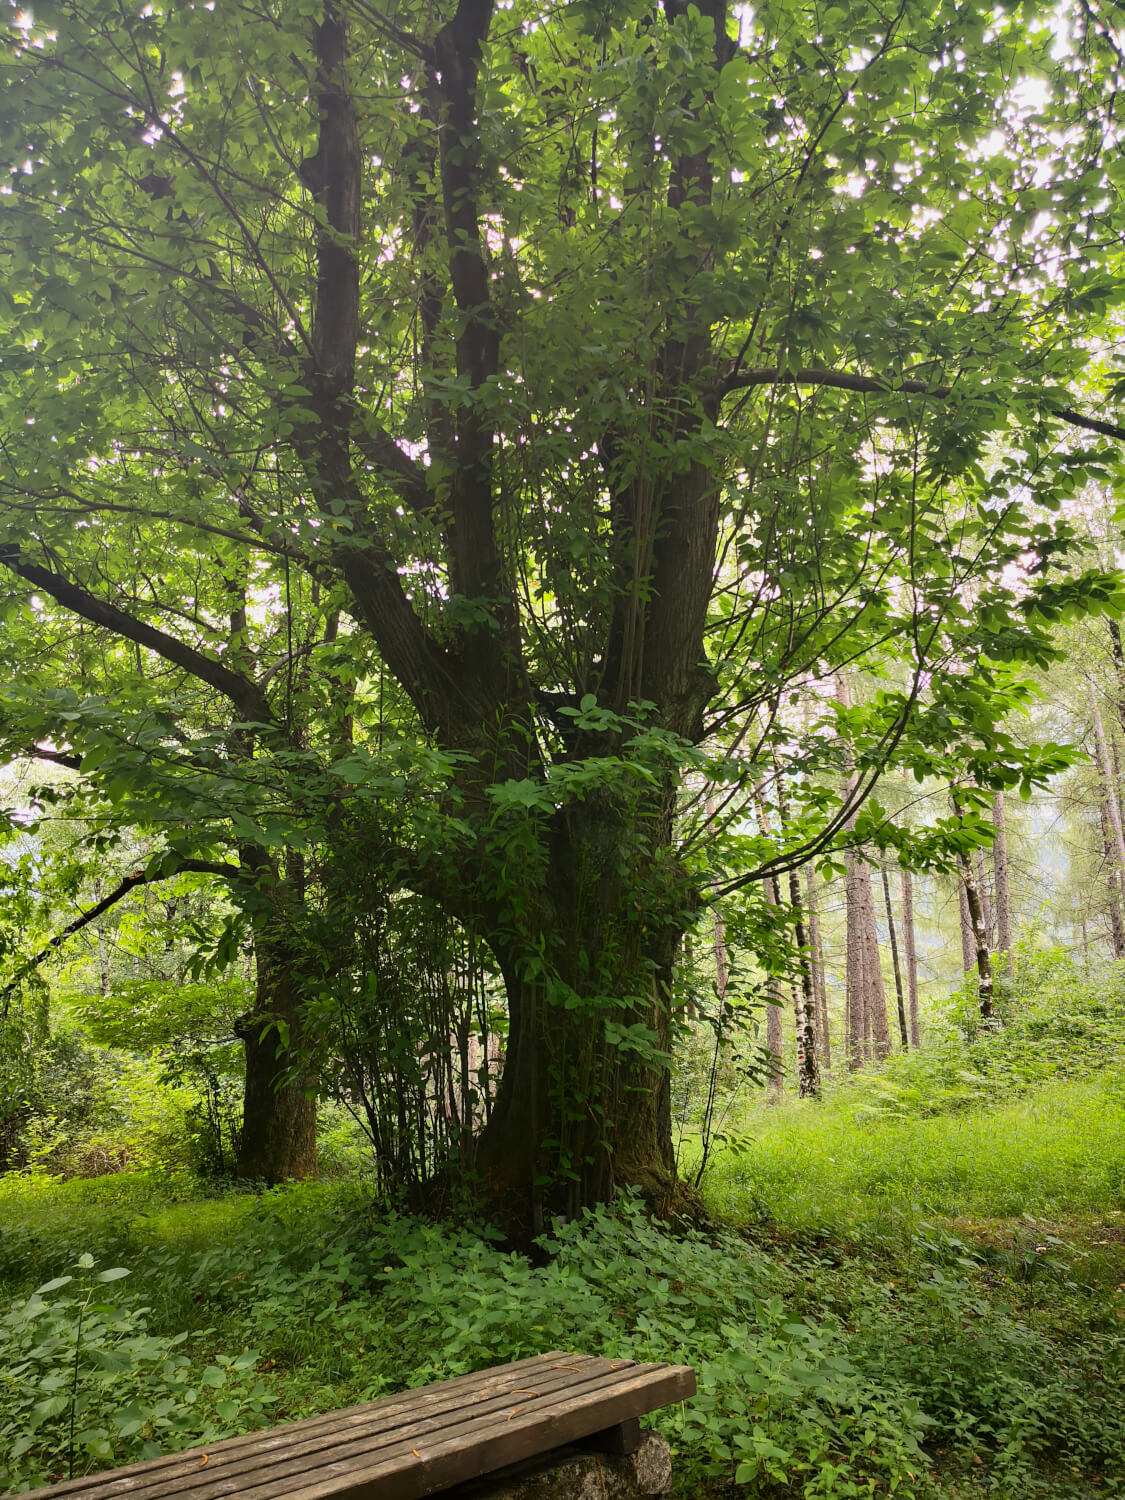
[1100,800,1125,959]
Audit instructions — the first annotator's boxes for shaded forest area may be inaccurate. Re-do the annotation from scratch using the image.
[3,0,1125,1494]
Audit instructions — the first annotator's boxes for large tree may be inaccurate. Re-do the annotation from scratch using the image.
[1,0,1122,1226]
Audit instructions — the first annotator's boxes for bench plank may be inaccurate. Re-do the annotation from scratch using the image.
[15,1354,695,1500]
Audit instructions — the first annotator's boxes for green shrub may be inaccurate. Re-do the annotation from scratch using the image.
[0,1253,273,1493]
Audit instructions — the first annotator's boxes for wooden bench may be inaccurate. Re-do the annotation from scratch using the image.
[17,1352,696,1500]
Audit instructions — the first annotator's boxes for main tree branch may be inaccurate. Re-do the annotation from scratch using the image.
[0,545,278,728]
[1,858,241,1010]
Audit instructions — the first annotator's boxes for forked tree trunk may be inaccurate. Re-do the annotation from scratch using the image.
[992,791,1013,969]
[236,925,318,1183]
[900,869,921,1048]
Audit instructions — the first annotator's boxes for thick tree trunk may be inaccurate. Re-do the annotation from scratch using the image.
[992,791,1013,969]
[881,865,909,1049]
[236,927,318,1183]
[470,796,681,1235]
[900,869,921,1048]
[1091,688,1125,885]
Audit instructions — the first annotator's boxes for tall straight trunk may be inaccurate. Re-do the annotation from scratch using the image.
[992,791,1013,969]
[860,865,890,1059]
[881,864,909,1049]
[974,848,994,947]
[835,673,888,1063]
[803,863,830,1072]
[771,761,820,1096]
[764,874,785,1099]
[787,868,821,1097]
[844,846,867,1070]
[1100,800,1125,958]
[958,881,975,975]
[899,869,921,1047]
[1091,687,1125,887]
[952,796,994,1022]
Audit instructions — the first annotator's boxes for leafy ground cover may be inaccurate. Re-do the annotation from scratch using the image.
[3,966,1124,1498]
[2,1063,1123,1500]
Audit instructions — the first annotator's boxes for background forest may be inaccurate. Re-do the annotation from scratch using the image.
[2,0,1125,1494]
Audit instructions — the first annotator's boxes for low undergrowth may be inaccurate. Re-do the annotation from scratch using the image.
[2,1163,1124,1499]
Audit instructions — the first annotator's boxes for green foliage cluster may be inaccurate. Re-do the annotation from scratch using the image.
[0,1252,272,1492]
[3,1159,1124,1499]
[857,949,1125,1119]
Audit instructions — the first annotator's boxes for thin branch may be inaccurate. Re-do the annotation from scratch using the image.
[2,859,241,1009]
[0,545,278,729]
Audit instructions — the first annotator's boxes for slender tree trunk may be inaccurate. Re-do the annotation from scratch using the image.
[900,869,921,1048]
[764,874,785,1100]
[992,791,1013,970]
[861,865,890,1059]
[844,846,867,1070]
[1100,800,1125,958]
[787,868,821,1097]
[881,865,909,1049]
[804,864,830,1072]
[952,796,994,1021]
[958,881,976,976]
[975,848,994,947]
[1091,687,1125,887]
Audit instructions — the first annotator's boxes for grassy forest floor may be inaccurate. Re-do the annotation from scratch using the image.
[3,1059,1124,1500]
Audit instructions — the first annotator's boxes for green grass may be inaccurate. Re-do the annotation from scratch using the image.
[700,1071,1125,1235]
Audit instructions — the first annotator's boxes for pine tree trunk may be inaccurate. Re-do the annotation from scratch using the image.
[992,791,1013,969]
[900,869,921,1047]
[881,865,909,1049]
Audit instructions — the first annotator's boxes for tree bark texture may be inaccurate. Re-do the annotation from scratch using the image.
[1099,800,1125,959]
[958,881,976,976]
[235,925,318,1183]
[787,868,821,1097]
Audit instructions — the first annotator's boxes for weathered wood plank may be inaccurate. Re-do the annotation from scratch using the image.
[13,1356,695,1500]
[21,1354,579,1500]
